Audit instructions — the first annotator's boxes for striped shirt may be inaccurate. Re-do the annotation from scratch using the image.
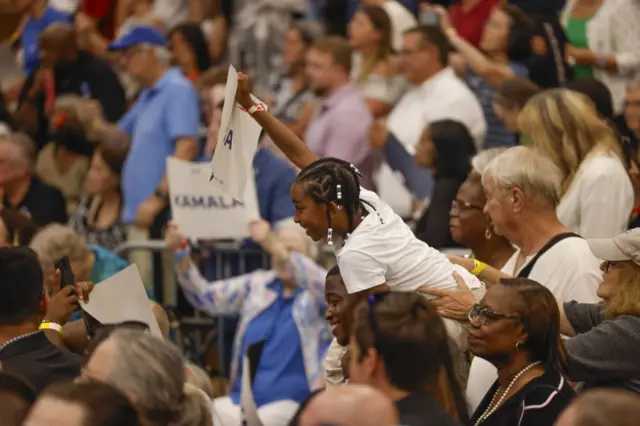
[467,63,528,149]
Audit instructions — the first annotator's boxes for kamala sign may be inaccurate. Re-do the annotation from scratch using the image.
[209,64,264,201]
[167,157,260,239]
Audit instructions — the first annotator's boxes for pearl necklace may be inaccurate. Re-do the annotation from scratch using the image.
[474,361,542,426]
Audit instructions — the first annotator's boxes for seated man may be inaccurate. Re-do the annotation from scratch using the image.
[0,133,67,227]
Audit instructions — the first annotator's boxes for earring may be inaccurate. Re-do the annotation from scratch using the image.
[516,341,523,352]
[337,184,342,200]
[327,227,334,246]
[485,227,492,240]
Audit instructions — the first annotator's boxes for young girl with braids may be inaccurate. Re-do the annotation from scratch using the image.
[235,72,483,299]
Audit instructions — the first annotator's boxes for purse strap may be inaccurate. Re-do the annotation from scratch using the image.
[517,232,582,278]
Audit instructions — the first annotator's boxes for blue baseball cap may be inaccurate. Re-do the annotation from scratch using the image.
[108,26,167,51]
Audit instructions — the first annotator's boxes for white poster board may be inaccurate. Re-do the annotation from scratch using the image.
[79,264,162,337]
[209,65,265,200]
[168,157,260,239]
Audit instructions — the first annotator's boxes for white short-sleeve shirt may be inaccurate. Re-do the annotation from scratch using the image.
[557,153,634,239]
[335,188,482,294]
[387,68,487,153]
[465,236,602,414]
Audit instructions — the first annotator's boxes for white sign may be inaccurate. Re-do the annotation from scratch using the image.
[80,264,162,338]
[168,157,260,240]
[209,65,264,201]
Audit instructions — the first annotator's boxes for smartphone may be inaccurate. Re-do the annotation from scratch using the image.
[419,9,439,26]
[55,256,76,289]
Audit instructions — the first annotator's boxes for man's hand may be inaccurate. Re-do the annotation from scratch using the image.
[77,99,104,132]
[418,272,475,321]
[431,5,453,34]
[236,72,254,109]
[134,196,166,229]
[165,221,187,253]
[369,118,389,149]
[45,269,95,326]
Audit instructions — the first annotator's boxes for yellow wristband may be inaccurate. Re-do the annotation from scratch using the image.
[470,259,487,276]
[39,321,63,334]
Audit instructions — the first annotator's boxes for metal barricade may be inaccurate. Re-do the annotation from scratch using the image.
[114,240,270,378]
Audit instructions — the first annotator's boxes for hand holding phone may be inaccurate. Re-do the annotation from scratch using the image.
[55,256,76,290]
[419,8,440,26]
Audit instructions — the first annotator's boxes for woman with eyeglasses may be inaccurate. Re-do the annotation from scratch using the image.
[467,277,575,426]
[349,292,468,426]
[413,120,477,249]
[445,171,514,270]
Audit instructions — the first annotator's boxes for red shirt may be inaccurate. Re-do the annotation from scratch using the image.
[80,0,117,40]
[450,0,501,47]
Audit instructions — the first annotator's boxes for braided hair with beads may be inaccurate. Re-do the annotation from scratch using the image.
[295,158,381,245]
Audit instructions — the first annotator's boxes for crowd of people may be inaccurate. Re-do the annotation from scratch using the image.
[1,0,640,425]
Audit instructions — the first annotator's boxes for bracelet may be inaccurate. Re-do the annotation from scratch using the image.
[40,321,63,334]
[598,53,607,69]
[244,103,267,115]
[174,247,191,263]
[470,259,487,276]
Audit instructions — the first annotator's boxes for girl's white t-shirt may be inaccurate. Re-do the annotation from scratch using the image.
[334,188,482,294]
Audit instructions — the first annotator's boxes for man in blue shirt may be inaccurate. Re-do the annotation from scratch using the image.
[107,26,199,229]
[20,0,70,75]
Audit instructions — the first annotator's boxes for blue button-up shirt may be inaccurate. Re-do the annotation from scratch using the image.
[119,68,200,223]
[229,279,310,407]
[21,7,70,75]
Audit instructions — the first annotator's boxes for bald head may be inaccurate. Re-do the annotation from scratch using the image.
[39,23,76,48]
[39,23,77,67]
[300,385,398,426]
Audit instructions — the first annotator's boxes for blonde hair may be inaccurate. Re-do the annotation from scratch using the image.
[519,89,622,195]
[605,262,640,318]
[29,224,91,265]
[482,146,562,209]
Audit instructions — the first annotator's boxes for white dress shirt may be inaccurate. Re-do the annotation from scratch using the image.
[387,67,487,153]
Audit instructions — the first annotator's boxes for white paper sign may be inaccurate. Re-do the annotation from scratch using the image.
[168,157,260,239]
[209,65,264,200]
[80,264,162,337]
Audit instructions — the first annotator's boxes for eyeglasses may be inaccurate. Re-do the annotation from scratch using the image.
[468,303,520,326]
[601,261,625,273]
[451,199,484,212]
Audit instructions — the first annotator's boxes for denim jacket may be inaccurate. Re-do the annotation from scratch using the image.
[176,251,331,392]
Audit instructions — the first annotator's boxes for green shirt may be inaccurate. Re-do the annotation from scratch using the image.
[566,16,594,78]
